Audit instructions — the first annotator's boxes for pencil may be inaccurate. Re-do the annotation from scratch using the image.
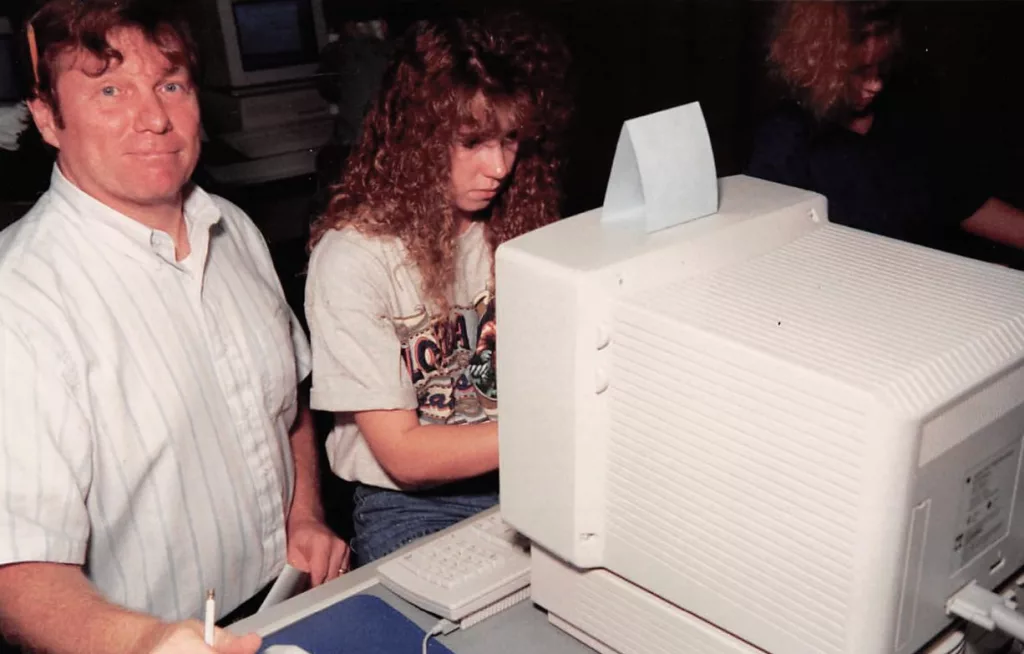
[204,589,215,646]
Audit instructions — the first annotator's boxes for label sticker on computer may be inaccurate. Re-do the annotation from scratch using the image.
[952,442,1021,571]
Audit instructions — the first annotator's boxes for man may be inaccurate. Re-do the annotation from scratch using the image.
[0,1,349,652]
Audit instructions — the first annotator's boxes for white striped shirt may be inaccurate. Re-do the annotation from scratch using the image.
[0,167,311,622]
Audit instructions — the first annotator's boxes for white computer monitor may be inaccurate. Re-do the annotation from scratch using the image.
[496,175,1024,654]
[197,0,328,89]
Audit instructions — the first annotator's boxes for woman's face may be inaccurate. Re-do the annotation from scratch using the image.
[847,34,896,113]
[449,96,520,215]
[449,131,519,214]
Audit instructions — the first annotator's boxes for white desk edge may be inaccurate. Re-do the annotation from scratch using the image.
[228,506,502,637]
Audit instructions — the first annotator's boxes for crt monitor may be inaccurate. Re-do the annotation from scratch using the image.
[496,174,1024,654]
[197,0,329,89]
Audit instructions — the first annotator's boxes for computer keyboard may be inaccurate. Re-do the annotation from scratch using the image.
[377,509,531,627]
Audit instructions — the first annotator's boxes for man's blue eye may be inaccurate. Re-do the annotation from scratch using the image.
[164,83,181,93]
[101,86,117,97]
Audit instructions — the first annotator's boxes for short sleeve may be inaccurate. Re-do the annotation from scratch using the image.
[289,309,312,382]
[305,233,418,413]
[0,320,91,566]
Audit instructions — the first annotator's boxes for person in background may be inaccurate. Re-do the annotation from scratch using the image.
[318,17,393,150]
[747,1,1024,258]
[310,16,394,220]
[0,1,348,652]
[305,13,571,566]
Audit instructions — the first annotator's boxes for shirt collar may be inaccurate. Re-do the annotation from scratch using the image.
[49,164,222,266]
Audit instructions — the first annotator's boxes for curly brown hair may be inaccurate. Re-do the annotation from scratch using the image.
[309,13,572,312]
[767,1,900,120]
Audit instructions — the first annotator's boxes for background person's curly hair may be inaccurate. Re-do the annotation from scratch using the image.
[310,13,572,313]
[767,1,900,121]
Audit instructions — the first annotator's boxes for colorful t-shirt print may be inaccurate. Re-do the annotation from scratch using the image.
[396,289,497,424]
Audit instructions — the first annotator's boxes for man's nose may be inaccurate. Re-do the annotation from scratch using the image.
[133,90,172,134]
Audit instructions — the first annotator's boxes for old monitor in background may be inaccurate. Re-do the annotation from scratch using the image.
[195,0,335,184]
[198,0,328,89]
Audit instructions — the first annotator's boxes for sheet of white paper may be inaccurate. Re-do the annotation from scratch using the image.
[602,102,718,232]
[258,564,310,612]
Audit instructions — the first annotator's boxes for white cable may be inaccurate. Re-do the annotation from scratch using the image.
[421,618,458,654]
[947,581,1024,642]
[420,622,441,654]
[993,604,1024,642]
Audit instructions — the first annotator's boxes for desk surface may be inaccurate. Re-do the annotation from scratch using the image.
[230,509,592,654]
[230,510,994,654]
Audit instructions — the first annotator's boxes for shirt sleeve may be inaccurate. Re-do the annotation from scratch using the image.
[290,312,313,383]
[0,320,91,567]
[305,234,418,413]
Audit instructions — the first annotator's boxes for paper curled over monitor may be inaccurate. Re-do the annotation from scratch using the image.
[601,102,718,233]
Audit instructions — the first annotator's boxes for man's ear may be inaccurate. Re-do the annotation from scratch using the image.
[26,97,61,150]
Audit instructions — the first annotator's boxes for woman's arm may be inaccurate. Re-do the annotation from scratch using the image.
[962,197,1024,250]
[353,409,498,487]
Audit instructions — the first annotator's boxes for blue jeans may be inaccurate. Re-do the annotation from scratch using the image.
[351,474,499,567]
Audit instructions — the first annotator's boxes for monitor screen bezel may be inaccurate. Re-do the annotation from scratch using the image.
[213,0,328,88]
[231,0,320,73]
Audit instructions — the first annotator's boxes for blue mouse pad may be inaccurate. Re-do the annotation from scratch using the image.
[258,594,456,654]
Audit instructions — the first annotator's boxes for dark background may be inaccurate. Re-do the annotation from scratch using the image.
[5,1,1023,221]
[1,0,1022,540]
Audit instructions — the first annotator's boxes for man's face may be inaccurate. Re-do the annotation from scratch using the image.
[29,27,201,217]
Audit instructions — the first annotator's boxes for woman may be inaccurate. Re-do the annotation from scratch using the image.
[306,14,571,566]
[747,1,1024,256]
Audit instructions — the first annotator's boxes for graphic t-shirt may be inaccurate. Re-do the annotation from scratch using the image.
[306,222,496,490]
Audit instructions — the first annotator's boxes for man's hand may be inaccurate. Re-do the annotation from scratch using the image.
[286,390,350,585]
[0,562,261,654]
[132,620,261,654]
[286,515,351,586]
